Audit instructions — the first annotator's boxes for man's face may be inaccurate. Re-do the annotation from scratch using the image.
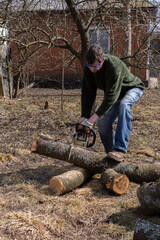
[86,59,104,73]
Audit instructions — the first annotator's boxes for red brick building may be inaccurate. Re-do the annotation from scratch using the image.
[10,0,157,88]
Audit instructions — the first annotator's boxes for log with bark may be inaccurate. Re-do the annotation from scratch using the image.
[137,179,160,215]
[31,135,118,173]
[114,162,160,183]
[31,135,160,183]
[133,218,160,240]
[49,167,92,195]
[49,167,130,196]
[100,168,129,195]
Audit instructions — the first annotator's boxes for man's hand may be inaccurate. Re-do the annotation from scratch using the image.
[87,113,99,125]
[81,119,93,129]
[79,113,99,128]
[79,117,87,123]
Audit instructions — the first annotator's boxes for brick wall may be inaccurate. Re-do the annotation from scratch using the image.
[11,9,151,86]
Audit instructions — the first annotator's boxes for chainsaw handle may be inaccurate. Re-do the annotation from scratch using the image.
[86,128,96,148]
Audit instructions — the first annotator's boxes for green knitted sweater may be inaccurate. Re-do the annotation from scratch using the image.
[81,54,145,118]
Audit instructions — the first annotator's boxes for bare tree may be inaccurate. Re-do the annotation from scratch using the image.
[0,0,159,97]
[121,0,132,68]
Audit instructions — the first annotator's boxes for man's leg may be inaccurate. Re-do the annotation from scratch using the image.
[97,101,119,153]
[108,87,144,161]
[114,87,144,152]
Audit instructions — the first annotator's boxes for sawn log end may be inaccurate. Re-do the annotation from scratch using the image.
[31,135,39,152]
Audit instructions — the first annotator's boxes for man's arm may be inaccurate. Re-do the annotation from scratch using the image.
[81,67,97,118]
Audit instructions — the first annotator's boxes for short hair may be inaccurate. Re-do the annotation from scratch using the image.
[85,44,104,64]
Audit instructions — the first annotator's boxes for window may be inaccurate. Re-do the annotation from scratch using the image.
[89,26,110,53]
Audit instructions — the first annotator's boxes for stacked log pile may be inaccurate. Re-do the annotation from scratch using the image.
[31,135,160,239]
[31,135,160,194]
[31,135,129,195]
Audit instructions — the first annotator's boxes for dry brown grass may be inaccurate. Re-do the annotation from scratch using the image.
[0,88,160,240]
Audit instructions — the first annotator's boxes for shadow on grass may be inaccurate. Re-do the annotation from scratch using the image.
[105,208,139,231]
[0,164,73,186]
[0,163,120,198]
[104,207,160,232]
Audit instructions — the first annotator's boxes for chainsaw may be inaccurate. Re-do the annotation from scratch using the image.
[73,123,96,147]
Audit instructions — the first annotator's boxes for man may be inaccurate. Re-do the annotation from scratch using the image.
[79,44,144,162]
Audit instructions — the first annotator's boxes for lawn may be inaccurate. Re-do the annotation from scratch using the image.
[0,87,160,240]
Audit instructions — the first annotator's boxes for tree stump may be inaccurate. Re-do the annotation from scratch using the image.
[100,168,129,194]
[137,179,160,215]
[133,218,160,240]
[49,167,92,195]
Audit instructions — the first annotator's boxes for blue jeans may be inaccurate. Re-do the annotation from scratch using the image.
[97,87,144,153]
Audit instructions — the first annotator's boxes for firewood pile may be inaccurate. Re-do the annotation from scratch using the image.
[31,135,160,240]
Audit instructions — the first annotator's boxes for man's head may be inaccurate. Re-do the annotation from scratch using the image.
[85,44,104,73]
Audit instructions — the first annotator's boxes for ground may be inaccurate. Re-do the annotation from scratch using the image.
[0,87,160,240]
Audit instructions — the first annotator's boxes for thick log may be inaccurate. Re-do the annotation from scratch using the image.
[49,167,92,195]
[100,168,129,194]
[137,180,160,215]
[31,136,160,183]
[114,162,160,183]
[31,135,118,173]
[133,218,160,240]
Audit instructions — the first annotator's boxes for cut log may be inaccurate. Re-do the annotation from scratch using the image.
[31,136,160,183]
[133,218,160,240]
[31,135,118,173]
[101,168,129,195]
[49,167,92,195]
[31,135,71,161]
[137,180,160,215]
[114,162,160,183]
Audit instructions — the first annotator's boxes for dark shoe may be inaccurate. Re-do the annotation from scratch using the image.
[107,151,125,162]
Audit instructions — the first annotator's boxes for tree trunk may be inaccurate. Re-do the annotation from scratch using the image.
[114,162,160,183]
[123,0,131,58]
[0,43,12,98]
[123,0,132,69]
[49,167,92,195]
[133,218,160,240]
[137,180,160,215]
[0,60,4,96]
[100,168,129,195]
[6,46,13,98]
[13,72,21,98]
[31,136,160,183]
